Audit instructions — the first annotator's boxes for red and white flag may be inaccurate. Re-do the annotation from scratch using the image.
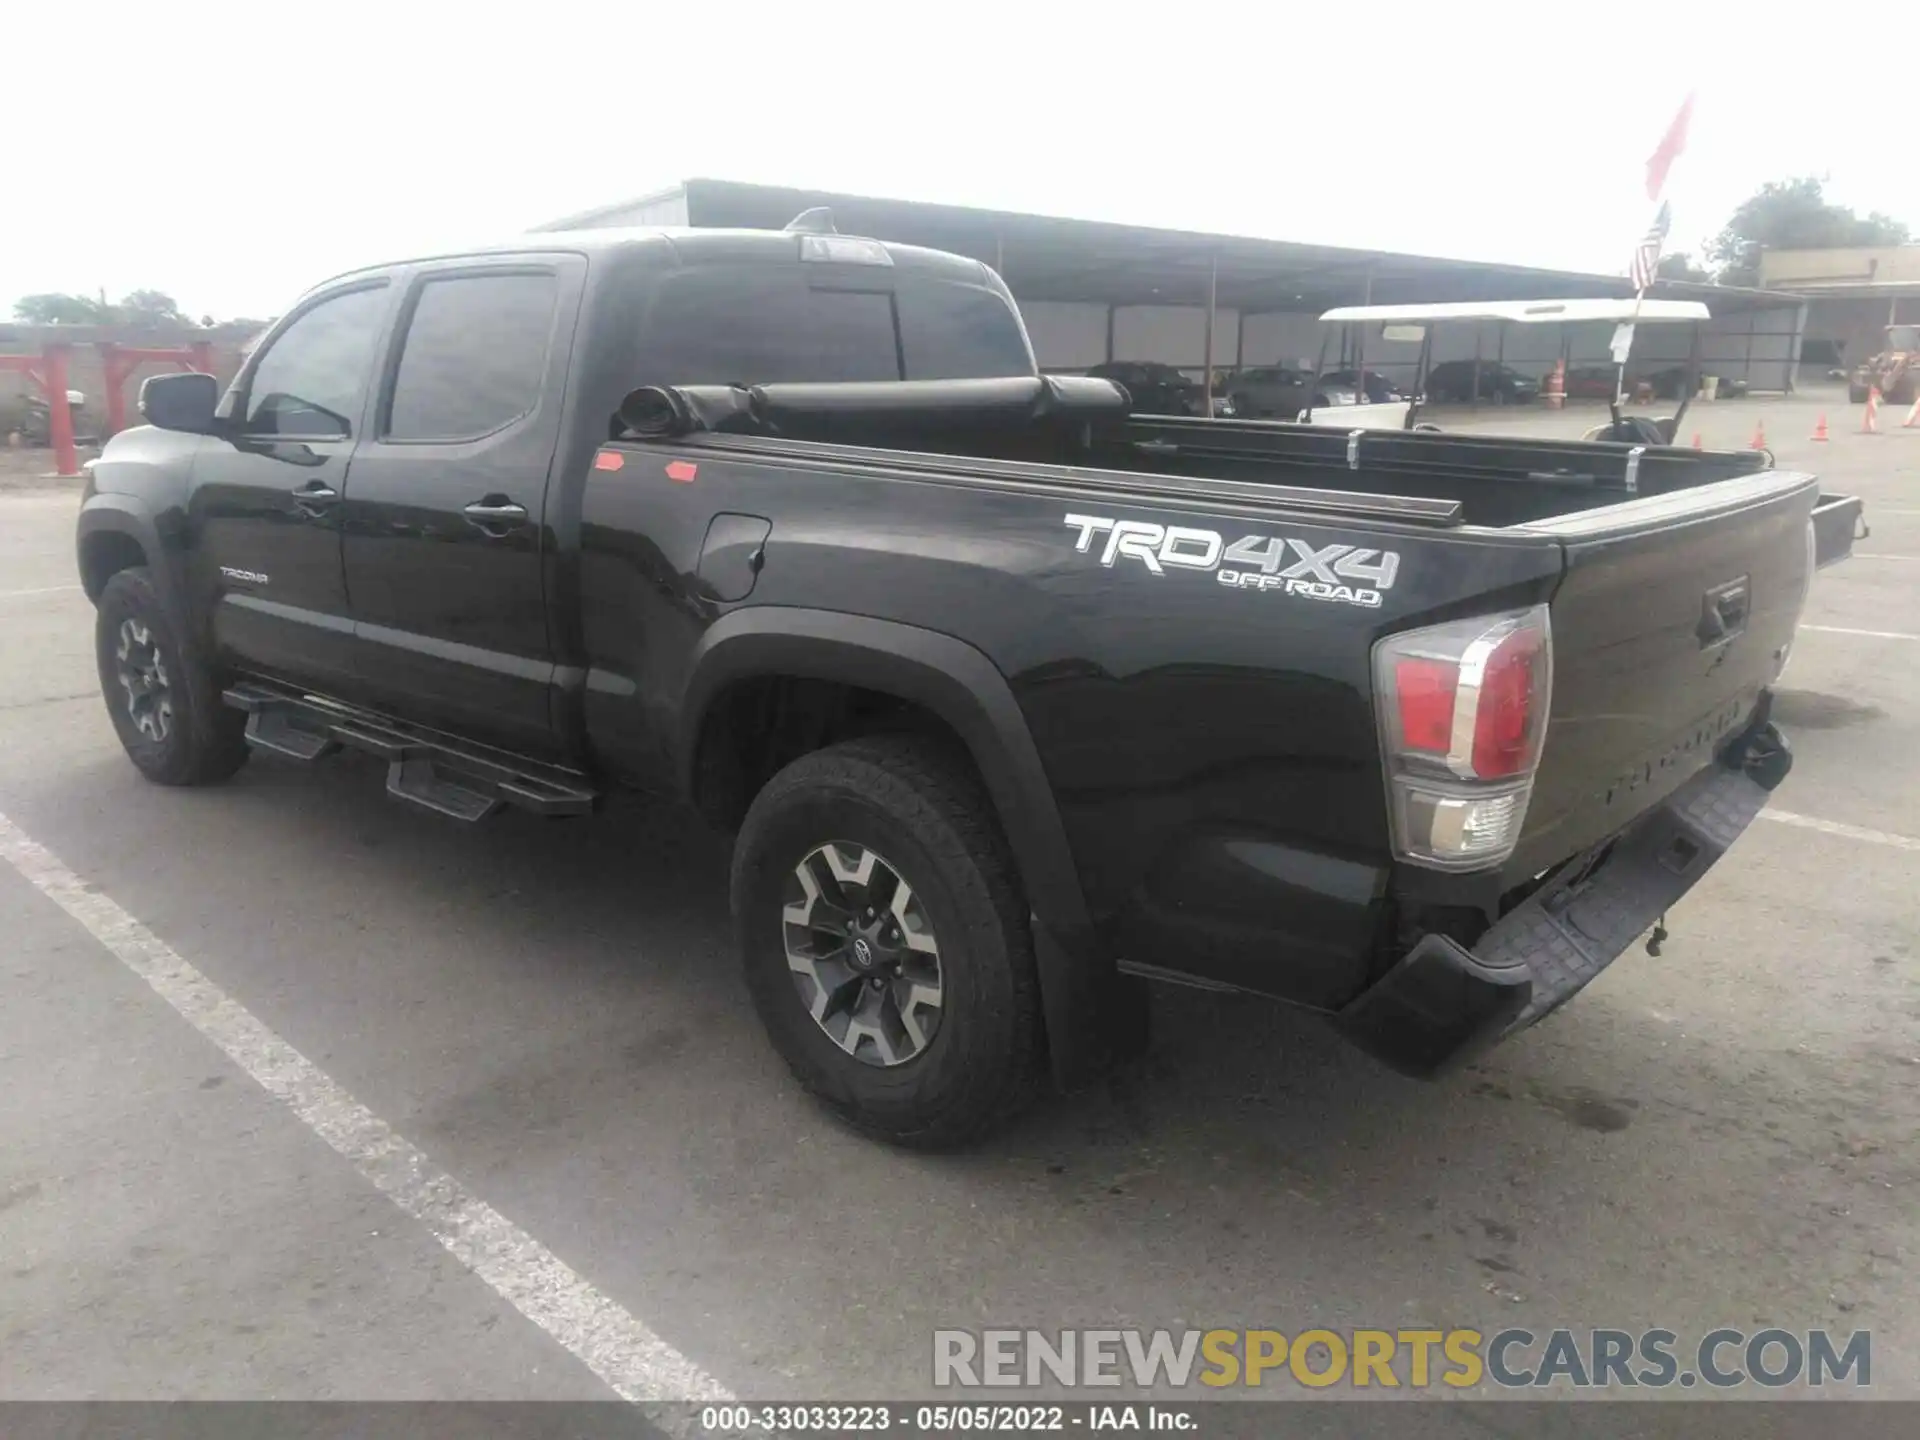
[1630,203,1672,291]
[1646,93,1694,200]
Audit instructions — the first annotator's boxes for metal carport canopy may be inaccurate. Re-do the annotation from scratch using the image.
[1319,298,1713,325]
[571,177,1801,318]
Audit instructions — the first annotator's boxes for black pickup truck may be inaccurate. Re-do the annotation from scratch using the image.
[77,217,1864,1147]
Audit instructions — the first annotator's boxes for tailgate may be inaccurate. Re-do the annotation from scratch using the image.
[1509,470,1820,878]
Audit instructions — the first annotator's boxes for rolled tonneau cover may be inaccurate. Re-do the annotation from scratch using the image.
[618,374,1132,440]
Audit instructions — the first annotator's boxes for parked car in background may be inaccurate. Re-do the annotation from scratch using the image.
[1226,365,1323,419]
[1424,360,1538,404]
[1644,366,1746,401]
[1563,366,1745,403]
[1563,366,1620,401]
[1317,368,1406,404]
[1084,361,1235,417]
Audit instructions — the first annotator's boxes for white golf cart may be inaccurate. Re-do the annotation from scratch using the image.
[1301,297,1715,441]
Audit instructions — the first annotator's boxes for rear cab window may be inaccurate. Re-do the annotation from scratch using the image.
[634,260,1033,387]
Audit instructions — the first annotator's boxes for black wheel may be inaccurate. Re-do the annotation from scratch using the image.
[1848,384,1870,405]
[94,567,249,786]
[731,736,1044,1149]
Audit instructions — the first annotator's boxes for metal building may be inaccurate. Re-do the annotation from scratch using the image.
[1759,245,1920,373]
[539,178,1810,393]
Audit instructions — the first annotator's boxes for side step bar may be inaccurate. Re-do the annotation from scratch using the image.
[223,680,599,823]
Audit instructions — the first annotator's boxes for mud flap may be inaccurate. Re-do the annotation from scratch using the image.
[1034,917,1150,1090]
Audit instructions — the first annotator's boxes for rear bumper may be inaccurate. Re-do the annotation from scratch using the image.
[1334,723,1788,1078]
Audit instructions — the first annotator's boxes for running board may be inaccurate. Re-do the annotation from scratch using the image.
[223,680,598,822]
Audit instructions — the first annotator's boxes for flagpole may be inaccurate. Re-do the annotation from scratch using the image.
[1616,285,1647,409]
[1621,94,1693,412]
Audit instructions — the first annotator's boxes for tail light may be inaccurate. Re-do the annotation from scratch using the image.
[1372,604,1553,870]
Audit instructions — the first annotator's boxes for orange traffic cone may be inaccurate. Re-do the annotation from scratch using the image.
[1811,413,1829,442]
[1748,420,1767,450]
[1691,432,1703,450]
[1904,394,1920,429]
[1863,387,1881,434]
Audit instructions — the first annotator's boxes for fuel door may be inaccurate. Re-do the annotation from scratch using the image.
[696,513,771,603]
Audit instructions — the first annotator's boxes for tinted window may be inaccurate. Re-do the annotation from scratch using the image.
[640,266,1032,386]
[243,285,389,437]
[643,269,899,385]
[897,281,1032,380]
[387,272,558,441]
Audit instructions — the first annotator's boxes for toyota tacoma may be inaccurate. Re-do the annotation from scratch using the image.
[76,216,1863,1146]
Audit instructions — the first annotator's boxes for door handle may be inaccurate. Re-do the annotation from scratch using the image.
[292,481,339,517]
[463,498,529,532]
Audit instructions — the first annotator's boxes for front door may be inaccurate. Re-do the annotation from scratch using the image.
[340,260,580,751]
[188,281,394,687]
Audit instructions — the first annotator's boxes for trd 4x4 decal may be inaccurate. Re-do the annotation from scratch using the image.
[1062,513,1399,609]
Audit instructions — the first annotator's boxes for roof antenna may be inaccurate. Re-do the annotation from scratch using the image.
[783,207,837,235]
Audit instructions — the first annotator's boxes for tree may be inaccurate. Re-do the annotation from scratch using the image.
[12,292,109,324]
[10,288,199,327]
[1708,177,1910,287]
[118,289,188,326]
[1656,252,1710,283]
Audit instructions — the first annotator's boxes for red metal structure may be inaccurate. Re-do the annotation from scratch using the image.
[1,344,78,477]
[98,340,216,437]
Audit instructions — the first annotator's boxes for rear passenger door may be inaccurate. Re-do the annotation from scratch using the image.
[341,257,584,752]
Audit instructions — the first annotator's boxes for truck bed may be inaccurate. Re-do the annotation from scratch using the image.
[627,376,1862,547]
[596,379,1842,955]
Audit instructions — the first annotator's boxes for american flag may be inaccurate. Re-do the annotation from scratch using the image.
[1630,202,1672,292]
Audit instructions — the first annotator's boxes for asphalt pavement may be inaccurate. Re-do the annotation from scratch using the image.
[1,393,1916,1416]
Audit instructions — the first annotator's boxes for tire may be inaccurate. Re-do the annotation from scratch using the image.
[95,567,249,786]
[1848,384,1870,405]
[730,735,1044,1149]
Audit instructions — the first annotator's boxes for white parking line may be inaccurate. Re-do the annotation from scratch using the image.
[1851,553,1916,561]
[0,809,731,1418]
[1800,624,1920,641]
[1761,810,1920,853]
[0,584,82,599]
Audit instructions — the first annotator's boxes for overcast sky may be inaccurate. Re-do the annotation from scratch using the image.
[7,2,1914,321]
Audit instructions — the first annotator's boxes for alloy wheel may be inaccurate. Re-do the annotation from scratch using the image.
[115,618,174,743]
[782,841,944,1067]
